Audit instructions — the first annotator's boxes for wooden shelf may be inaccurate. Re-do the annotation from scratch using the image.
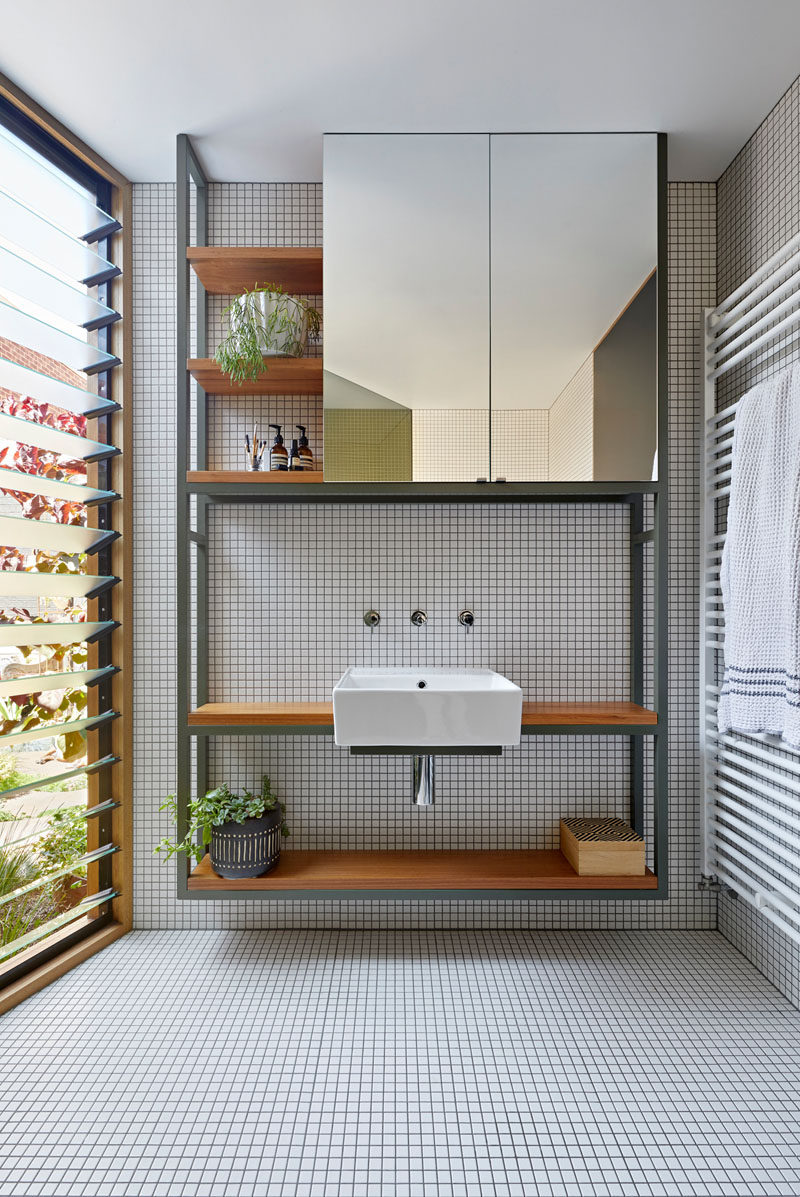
[187,247,322,294]
[522,701,657,726]
[188,357,322,395]
[188,849,657,892]
[190,702,332,727]
[187,471,324,485]
[187,700,657,731]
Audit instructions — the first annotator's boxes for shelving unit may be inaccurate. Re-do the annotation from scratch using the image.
[176,132,668,902]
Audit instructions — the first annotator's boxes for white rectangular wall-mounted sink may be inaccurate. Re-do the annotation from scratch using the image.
[333,666,523,748]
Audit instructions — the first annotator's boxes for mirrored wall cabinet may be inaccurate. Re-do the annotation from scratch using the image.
[323,132,661,483]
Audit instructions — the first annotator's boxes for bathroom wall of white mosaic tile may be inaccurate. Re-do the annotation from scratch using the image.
[132,178,715,929]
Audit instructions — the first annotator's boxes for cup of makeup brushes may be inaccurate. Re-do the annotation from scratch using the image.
[244,427,266,471]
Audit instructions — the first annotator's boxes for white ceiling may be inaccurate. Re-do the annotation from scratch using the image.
[1,0,799,183]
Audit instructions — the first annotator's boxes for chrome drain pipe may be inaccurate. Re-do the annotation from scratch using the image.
[412,755,435,806]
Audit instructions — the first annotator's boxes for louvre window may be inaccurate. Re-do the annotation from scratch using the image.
[0,101,127,980]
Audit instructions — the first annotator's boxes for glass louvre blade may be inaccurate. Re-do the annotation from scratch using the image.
[0,620,113,647]
[0,708,117,746]
[0,465,116,505]
[1,801,118,851]
[0,664,116,701]
[0,301,117,375]
[0,572,117,599]
[0,356,116,417]
[0,192,118,286]
[0,889,116,963]
[0,410,116,460]
[0,513,114,555]
[0,752,117,800]
[0,125,117,242]
[0,843,117,907]
[0,245,118,331]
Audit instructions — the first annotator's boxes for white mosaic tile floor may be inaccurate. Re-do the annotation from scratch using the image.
[1,930,799,1197]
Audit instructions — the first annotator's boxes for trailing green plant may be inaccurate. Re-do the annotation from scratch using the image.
[214,283,321,385]
[155,774,289,863]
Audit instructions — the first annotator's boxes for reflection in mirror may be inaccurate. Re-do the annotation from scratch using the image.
[323,132,658,483]
[323,133,490,482]
[490,133,658,482]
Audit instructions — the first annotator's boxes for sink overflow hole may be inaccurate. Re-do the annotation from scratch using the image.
[417,680,427,689]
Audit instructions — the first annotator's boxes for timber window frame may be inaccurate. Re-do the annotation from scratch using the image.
[0,74,132,1013]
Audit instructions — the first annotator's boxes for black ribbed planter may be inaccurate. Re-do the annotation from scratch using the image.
[209,808,282,879]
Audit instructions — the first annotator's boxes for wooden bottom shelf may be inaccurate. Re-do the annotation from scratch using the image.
[188,850,657,891]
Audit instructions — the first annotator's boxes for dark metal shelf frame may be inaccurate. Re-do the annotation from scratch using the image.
[176,132,669,903]
[186,480,659,504]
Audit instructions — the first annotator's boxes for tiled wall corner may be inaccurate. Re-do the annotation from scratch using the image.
[549,355,593,481]
[132,179,715,930]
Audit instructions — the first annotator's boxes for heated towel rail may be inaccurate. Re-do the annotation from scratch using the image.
[702,234,800,947]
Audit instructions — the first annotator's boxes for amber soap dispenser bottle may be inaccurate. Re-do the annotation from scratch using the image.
[269,424,288,471]
[296,425,314,471]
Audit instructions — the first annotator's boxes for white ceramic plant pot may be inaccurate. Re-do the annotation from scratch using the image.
[234,291,309,357]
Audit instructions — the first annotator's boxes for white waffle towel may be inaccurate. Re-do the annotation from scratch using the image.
[718,364,800,746]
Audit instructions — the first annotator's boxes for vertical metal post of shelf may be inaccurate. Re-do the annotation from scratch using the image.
[194,161,209,807]
[629,493,645,837]
[176,134,208,898]
[652,130,669,894]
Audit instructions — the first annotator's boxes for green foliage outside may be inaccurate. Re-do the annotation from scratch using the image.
[0,804,89,954]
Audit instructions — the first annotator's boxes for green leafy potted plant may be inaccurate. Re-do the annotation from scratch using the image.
[215,283,321,385]
[155,775,289,878]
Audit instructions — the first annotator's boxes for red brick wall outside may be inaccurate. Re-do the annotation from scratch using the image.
[0,335,90,392]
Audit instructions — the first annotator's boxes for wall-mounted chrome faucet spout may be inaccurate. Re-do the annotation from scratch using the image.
[411,610,427,626]
[412,755,435,806]
[459,609,475,632]
[363,609,380,628]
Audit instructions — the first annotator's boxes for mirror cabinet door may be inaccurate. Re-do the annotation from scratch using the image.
[490,133,658,482]
[323,132,658,484]
[323,134,490,482]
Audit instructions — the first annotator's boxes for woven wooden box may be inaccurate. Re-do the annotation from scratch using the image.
[560,817,645,876]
